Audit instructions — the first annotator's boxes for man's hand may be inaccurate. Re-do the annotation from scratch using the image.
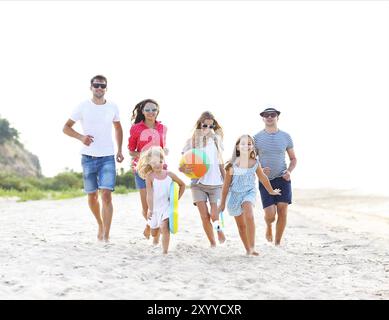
[80,135,94,146]
[116,151,124,163]
[282,170,291,181]
[270,188,282,196]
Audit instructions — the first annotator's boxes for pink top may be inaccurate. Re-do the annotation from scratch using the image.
[128,120,167,170]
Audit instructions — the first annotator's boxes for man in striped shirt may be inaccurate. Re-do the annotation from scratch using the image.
[253,107,297,246]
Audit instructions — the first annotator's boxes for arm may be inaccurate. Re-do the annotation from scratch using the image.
[282,148,297,181]
[128,125,140,163]
[168,172,186,200]
[113,121,124,163]
[218,167,233,212]
[179,138,194,174]
[256,165,281,195]
[219,164,226,181]
[63,119,93,146]
[146,174,154,219]
[130,150,140,158]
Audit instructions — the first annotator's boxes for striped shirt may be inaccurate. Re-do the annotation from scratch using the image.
[253,129,294,180]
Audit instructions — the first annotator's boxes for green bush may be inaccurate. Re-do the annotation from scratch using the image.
[45,172,83,191]
[0,117,19,144]
[17,189,46,202]
[114,185,130,194]
[0,173,34,191]
[0,167,136,201]
[116,168,136,189]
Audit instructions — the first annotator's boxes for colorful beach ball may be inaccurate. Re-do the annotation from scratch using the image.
[180,149,210,179]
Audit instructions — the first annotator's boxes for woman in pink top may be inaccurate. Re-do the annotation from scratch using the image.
[128,99,168,241]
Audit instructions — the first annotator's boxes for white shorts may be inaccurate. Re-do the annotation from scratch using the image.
[148,209,169,229]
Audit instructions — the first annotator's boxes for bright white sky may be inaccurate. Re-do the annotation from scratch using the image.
[0,1,388,195]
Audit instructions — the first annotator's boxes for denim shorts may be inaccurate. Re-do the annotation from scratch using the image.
[134,171,146,189]
[81,155,116,193]
[258,177,292,209]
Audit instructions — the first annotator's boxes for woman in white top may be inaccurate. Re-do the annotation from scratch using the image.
[137,147,185,254]
[179,111,226,247]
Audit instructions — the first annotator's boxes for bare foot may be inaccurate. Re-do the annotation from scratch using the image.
[246,249,259,256]
[210,242,217,248]
[143,225,150,239]
[162,250,168,254]
[97,225,104,241]
[265,225,273,242]
[217,231,226,244]
[152,236,159,245]
[275,240,281,246]
[103,233,110,242]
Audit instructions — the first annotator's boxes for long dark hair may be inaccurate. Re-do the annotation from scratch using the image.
[131,99,159,124]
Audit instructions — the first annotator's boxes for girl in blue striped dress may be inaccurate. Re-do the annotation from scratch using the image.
[218,135,281,255]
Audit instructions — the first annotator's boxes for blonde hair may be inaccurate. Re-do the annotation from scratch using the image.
[225,135,257,170]
[136,146,165,179]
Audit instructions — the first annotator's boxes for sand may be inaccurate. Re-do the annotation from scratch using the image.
[0,189,388,300]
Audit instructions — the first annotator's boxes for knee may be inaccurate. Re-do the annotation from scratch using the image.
[199,211,210,222]
[265,215,275,223]
[151,228,159,237]
[237,223,247,233]
[161,223,169,234]
[88,192,98,203]
[101,191,112,204]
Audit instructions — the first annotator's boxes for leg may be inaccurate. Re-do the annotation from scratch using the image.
[196,201,216,247]
[160,219,170,254]
[87,191,104,241]
[139,189,151,239]
[234,214,251,255]
[242,202,258,255]
[150,228,160,245]
[101,189,113,241]
[275,203,288,245]
[210,202,225,244]
[264,205,276,242]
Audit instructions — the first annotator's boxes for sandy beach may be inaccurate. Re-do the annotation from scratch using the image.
[0,189,388,300]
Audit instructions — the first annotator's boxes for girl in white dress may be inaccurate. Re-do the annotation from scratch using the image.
[137,147,185,254]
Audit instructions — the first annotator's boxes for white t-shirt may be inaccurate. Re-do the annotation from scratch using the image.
[70,99,120,157]
[199,138,223,186]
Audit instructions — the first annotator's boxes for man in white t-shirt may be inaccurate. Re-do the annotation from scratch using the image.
[63,75,124,242]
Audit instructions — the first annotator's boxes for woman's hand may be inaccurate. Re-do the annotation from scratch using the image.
[147,209,153,219]
[179,164,194,174]
[217,204,225,214]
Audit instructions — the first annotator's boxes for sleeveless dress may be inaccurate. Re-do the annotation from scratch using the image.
[227,159,259,216]
[148,174,173,229]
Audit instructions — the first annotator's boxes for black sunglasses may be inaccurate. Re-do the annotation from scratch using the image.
[92,83,107,89]
[262,112,277,118]
[201,124,215,129]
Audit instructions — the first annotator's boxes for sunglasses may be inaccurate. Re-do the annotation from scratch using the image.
[201,124,215,129]
[144,108,158,113]
[92,83,107,89]
[262,112,278,118]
